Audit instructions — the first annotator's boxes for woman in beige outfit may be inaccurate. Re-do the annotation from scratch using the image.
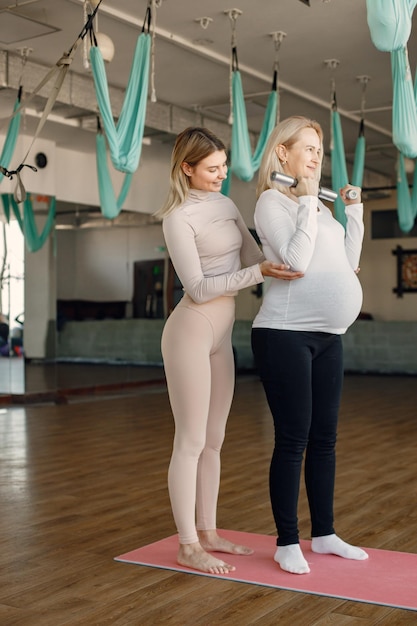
[156,127,302,574]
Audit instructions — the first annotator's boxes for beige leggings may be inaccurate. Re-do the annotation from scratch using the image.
[161,293,236,544]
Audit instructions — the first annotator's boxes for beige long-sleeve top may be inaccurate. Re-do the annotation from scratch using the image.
[162,189,264,304]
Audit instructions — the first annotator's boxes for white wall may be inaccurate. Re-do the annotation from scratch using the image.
[24,223,56,359]
[361,193,417,321]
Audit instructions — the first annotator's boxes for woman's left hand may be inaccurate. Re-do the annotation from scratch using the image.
[340,184,361,205]
[260,261,304,281]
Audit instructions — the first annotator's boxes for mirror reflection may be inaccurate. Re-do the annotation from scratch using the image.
[0,218,24,394]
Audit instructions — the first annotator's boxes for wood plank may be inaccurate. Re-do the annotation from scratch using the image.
[0,373,416,624]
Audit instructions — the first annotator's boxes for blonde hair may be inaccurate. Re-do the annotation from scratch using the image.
[256,116,324,198]
[155,127,226,219]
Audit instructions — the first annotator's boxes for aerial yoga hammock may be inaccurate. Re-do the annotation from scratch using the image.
[0,1,105,251]
[328,64,367,229]
[366,0,417,231]
[1,193,56,253]
[1,0,104,204]
[95,128,133,220]
[88,2,153,218]
[221,12,279,196]
[366,0,417,158]
[396,152,417,233]
[0,49,31,185]
[0,87,22,185]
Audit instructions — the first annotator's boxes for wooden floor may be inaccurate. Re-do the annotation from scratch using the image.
[1,371,417,625]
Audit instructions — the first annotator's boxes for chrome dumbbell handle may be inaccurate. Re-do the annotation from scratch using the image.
[270,171,359,202]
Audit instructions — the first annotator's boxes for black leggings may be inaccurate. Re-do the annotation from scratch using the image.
[251,328,344,546]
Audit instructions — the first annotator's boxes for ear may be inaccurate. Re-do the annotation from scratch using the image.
[275,144,287,164]
[181,162,192,177]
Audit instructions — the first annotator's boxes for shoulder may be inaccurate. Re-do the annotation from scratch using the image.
[163,205,185,226]
[258,188,288,203]
[164,191,237,219]
[162,205,193,237]
[256,188,291,212]
[163,192,237,233]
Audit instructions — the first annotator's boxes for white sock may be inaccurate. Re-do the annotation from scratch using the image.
[311,534,368,560]
[274,544,310,574]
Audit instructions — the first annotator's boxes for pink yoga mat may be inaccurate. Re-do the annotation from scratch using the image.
[115,529,417,611]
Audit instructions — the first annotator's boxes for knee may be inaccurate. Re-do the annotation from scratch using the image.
[307,434,336,454]
[275,436,308,460]
[205,429,226,453]
[173,435,206,459]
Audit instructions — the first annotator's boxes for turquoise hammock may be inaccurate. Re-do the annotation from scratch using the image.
[222,75,277,196]
[222,16,278,196]
[396,63,417,232]
[0,1,104,204]
[1,193,56,253]
[396,153,417,233]
[331,93,366,228]
[367,0,417,158]
[0,88,22,184]
[367,0,417,230]
[0,9,102,254]
[95,131,133,219]
[89,8,152,175]
[229,64,278,181]
[89,7,152,219]
[366,0,417,52]
[391,47,417,159]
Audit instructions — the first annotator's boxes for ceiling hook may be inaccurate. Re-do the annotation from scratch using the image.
[270,31,287,55]
[357,75,371,86]
[224,8,243,22]
[270,31,287,44]
[194,17,213,30]
[17,46,33,60]
[324,58,340,71]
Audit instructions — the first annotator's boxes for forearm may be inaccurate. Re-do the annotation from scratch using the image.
[344,204,364,269]
[181,264,264,304]
[256,195,318,272]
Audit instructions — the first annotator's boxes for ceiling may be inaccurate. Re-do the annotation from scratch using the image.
[1,0,416,204]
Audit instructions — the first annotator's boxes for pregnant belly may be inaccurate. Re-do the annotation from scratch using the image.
[299,272,363,331]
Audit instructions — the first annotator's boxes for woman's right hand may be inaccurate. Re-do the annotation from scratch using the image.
[291,175,319,198]
[260,261,304,281]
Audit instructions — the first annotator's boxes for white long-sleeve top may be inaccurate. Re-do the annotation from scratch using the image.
[253,189,364,334]
[162,189,264,304]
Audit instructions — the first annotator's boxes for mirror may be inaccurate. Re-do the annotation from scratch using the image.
[0,218,25,395]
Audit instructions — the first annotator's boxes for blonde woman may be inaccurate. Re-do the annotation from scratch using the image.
[251,116,368,575]
[156,127,302,575]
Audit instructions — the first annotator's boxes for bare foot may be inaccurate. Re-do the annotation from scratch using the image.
[198,529,254,556]
[178,542,235,574]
